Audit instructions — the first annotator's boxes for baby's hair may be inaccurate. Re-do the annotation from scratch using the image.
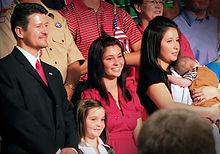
[76,98,108,143]
[174,56,197,75]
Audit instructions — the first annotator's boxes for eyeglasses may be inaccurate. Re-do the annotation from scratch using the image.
[144,0,165,6]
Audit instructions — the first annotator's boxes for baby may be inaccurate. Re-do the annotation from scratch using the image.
[169,56,220,127]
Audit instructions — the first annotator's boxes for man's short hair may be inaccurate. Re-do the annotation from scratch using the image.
[138,109,216,154]
[11,3,48,40]
[130,0,144,5]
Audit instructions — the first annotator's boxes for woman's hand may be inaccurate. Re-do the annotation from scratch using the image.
[191,86,219,105]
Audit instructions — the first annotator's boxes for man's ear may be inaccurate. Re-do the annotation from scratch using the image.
[15,26,24,39]
[134,4,142,14]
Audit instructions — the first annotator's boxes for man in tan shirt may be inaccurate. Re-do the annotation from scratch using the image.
[0,0,86,101]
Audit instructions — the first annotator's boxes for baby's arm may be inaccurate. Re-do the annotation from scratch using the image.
[168,74,192,87]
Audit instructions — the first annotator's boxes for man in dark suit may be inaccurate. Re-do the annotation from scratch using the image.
[0,3,77,154]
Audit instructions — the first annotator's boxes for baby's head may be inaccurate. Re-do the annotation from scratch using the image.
[174,56,198,75]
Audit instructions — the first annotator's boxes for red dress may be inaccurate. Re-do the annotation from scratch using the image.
[81,81,142,154]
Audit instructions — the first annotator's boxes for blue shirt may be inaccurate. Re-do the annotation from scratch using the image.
[174,10,219,65]
[0,0,14,10]
[206,59,220,82]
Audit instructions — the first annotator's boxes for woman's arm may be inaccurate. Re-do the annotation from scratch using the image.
[147,83,220,122]
[124,50,140,66]
[80,59,88,75]
[133,118,142,143]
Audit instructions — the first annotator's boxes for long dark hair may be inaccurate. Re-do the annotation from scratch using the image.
[83,36,131,102]
[138,16,180,92]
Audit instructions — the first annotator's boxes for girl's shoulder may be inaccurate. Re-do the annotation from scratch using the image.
[78,137,116,154]
[78,145,115,154]
[103,144,116,154]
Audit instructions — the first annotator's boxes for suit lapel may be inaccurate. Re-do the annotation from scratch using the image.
[12,47,61,103]
[42,62,62,103]
[12,47,48,88]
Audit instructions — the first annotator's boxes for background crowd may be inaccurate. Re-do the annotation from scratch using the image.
[0,0,220,154]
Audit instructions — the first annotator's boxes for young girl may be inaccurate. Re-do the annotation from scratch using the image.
[76,98,115,154]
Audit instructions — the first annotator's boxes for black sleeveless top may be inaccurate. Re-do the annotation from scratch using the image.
[137,64,169,114]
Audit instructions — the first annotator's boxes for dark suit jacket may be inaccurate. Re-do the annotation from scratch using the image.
[0,47,78,153]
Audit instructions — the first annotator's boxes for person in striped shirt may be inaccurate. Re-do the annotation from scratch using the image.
[60,0,142,81]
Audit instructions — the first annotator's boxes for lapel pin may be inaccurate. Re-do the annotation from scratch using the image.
[55,22,62,28]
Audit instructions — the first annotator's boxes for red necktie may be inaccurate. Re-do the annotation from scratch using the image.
[36,59,48,86]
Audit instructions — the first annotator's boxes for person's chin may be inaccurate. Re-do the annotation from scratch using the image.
[112,73,121,78]
[41,43,48,48]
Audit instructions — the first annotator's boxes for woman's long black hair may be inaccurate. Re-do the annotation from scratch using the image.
[138,16,181,93]
[83,36,131,102]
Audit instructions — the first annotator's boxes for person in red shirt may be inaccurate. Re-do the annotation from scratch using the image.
[81,36,142,154]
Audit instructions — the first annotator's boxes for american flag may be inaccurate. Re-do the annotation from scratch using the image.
[113,5,131,54]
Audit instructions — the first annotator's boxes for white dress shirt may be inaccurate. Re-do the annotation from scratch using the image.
[79,137,109,154]
[16,46,40,69]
